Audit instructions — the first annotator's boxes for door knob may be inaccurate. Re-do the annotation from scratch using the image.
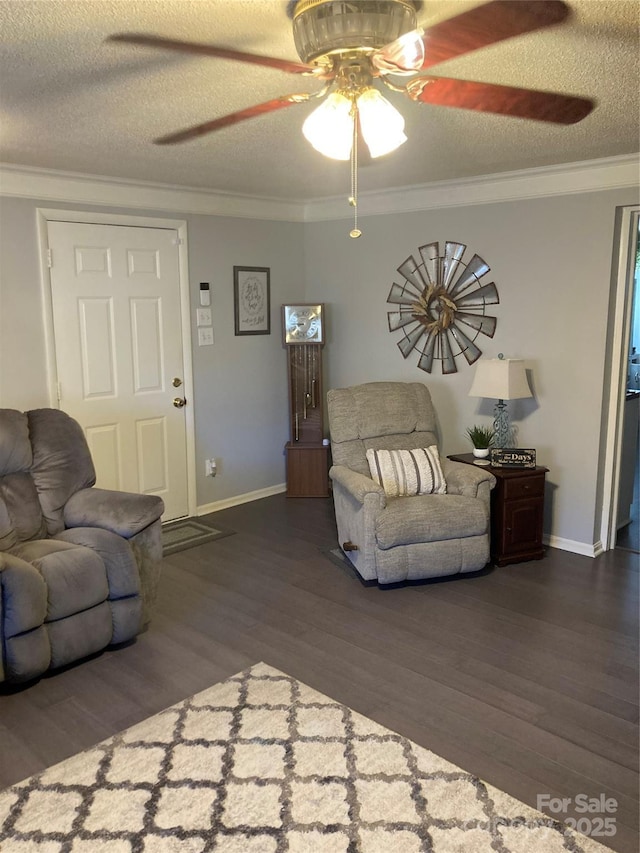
[173,397,187,408]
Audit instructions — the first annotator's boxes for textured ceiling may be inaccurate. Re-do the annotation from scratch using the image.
[0,0,638,201]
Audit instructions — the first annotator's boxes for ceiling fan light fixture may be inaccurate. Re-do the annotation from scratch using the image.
[302,90,354,159]
[357,87,407,157]
[292,0,418,64]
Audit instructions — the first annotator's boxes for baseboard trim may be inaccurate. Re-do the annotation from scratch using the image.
[197,483,286,516]
[544,534,601,558]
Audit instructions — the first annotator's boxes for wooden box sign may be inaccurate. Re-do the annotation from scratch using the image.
[490,448,537,468]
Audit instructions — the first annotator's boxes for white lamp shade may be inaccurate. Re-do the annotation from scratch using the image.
[468,358,532,401]
[357,88,407,158]
[302,92,353,160]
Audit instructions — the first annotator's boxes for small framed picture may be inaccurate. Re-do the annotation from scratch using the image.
[233,266,270,336]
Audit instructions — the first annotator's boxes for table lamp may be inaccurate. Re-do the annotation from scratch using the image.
[468,354,532,448]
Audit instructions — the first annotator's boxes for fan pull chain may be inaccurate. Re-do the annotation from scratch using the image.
[349,100,361,239]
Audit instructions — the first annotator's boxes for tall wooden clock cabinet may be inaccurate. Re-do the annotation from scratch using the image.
[282,304,329,497]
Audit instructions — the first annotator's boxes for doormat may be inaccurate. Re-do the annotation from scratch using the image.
[161,518,235,556]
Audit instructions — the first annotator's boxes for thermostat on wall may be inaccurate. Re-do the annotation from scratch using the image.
[199,282,210,306]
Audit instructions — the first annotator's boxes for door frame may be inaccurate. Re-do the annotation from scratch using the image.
[36,207,197,519]
[599,203,639,550]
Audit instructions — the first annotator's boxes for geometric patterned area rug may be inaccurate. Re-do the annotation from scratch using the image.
[0,663,610,852]
[161,517,235,556]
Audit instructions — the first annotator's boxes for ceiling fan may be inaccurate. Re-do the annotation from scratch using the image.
[108,0,594,147]
[108,0,594,236]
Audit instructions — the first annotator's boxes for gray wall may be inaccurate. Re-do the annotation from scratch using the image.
[0,184,637,549]
[304,188,639,549]
[0,196,305,504]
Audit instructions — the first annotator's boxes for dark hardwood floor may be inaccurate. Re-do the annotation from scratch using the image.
[1,494,638,853]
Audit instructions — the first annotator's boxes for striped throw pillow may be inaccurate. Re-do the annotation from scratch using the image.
[366,446,447,497]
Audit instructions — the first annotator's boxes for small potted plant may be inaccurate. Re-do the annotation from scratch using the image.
[466,424,495,458]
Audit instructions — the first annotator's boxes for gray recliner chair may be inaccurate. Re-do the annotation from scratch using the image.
[0,408,164,683]
[327,381,496,584]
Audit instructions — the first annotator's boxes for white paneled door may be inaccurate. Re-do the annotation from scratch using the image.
[47,220,188,521]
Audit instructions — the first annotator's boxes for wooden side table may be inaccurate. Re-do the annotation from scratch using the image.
[448,453,549,566]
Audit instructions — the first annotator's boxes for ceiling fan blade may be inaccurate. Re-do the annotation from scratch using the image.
[406,76,594,124]
[419,0,571,70]
[154,94,311,145]
[107,33,314,75]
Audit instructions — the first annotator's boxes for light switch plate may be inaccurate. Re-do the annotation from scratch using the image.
[197,307,212,326]
[198,327,214,346]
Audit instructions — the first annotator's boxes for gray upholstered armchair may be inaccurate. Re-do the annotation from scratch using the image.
[327,382,496,584]
[0,408,164,683]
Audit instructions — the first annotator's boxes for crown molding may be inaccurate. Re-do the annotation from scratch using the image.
[1,155,637,223]
[0,163,306,222]
[303,154,640,222]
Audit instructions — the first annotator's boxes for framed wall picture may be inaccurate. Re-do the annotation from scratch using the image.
[234,266,270,336]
